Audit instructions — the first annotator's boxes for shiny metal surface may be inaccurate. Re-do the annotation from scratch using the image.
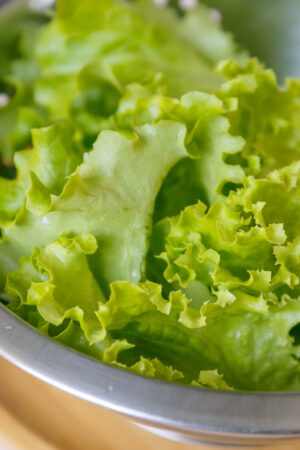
[1,0,300,446]
[1,305,300,447]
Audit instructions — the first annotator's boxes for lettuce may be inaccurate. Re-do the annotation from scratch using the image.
[0,122,81,226]
[0,7,48,165]
[34,0,240,118]
[2,0,300,392]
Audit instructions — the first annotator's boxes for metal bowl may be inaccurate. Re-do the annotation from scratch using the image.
[2,305,300,447]
[1,0,300,447]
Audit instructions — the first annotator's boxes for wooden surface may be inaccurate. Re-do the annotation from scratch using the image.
[0,357,299,450]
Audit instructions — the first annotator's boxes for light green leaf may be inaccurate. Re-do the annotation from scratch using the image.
[0,122,81,226]
[217,58,300,176]
[7,235,106,344]
[192,369,233,390]
[35,0,229,118]
[0,121,189,291]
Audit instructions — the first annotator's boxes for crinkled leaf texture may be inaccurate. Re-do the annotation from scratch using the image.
[7,240,300,390]
[2,0,300,392]
[35,0,235,118]
[217,59,300,176]
[0,82,254,291]
[0,6,48,164]
[0,120,189,292]
[3,64,300,390]
[0,122,81,226]
[1,0,243,165]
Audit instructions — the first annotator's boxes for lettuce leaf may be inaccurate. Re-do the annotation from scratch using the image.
[6,237,185,382]
[154,162,300,300]
[0,122,81,226]
[2,0,300,392]
[0,120,190,291]
[7,234,105,344]
[96,277,300,390]
[116,88,245,206]
[217,59,300,176]
[0,86,249,291]
[0,7,48,164]
[7,232,300,390]
[35,0,236,118]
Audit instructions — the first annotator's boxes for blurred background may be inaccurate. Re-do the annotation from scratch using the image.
[159,0,300,81]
